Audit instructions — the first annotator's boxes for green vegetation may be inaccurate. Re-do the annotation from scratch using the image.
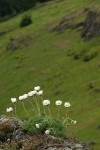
[9,91,72,137]
[0,0,100,149]
[20,14,32,27]
[23,115,66,137]
[0,0,51,21]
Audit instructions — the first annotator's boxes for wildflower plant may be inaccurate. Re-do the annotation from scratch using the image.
[6,86,77,137]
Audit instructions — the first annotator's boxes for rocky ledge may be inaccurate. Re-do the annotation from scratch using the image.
[0,116,92,150]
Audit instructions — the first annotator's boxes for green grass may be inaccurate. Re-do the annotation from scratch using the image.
[0,0,100,149]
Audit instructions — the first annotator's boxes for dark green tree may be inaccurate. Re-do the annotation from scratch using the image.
[0,0,53,21]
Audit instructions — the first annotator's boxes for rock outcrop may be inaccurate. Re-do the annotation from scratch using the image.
[52,9,100,40]
[0,116,92,150]
[82,10,100,40]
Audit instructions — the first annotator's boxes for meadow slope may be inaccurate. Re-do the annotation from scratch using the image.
[0,0,100,149]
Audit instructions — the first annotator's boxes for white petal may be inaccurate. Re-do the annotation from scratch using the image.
[45,130,50,134]
[38,90,43,96]
[55,100,62,106]
[28,91,33,97]
[71,120,77,125]
[6,108,10,112]
[31,90,37,95]
[43,100,50,106]
[64,102,71,107]
[34,86,40,91]
[23,94,28,99]
[11,98,16,103]
[8,107,13,112]
[35,124,40,128]
[19,96,24,101]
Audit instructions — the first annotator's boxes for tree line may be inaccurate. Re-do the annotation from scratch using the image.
[0,0,52,21]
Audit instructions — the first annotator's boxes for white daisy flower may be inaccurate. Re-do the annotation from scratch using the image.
[55,100,62,106]
[19,96,24,101]
[23,94,28,99]
[38,90,43,96]
[34,86,40,91]
[6,107,13,112]
[28,91,33,97]
[6,108,10,112]
[11,98,16,103]
[71,120,77,125]
[31,90,37,95]
[64,102,71,107]
[28,91,37,97]
[9,107,13,112]
[43,100,50,106]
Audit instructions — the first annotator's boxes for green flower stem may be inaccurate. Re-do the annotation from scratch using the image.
[14,103,18,118]
[57,106,60,119]
[40,96,46,116]
[28,98,37,114]
[22,101,29,117]
[43,106,47,117]
[47,106,51,117]
[63,109,69,124]
[11,111,15,118]
[34,95,40,116]
[66,109,68,118]
[37,95,41,116]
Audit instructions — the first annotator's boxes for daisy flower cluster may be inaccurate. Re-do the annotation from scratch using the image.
[6,86,77,136]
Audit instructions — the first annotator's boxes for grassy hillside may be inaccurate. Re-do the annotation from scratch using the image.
[0,0,100,149]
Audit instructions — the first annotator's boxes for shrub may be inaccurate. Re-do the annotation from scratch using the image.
[20,14,32,27]
[23,115,66,137]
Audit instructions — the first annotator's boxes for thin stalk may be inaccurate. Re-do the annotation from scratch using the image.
[11,111,15,118]
[14,103,18,118]
[63,109,69,124]
[28,98,37,114]
[22,101,29,117]
[41,96,46,116]
[42,105,47,117]
[34,95,40,116]
[47,106,51,117]
[37,95,41,116]
[66,109,68,118]
[57,106,60,119]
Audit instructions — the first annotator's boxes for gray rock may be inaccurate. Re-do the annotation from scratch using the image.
[47,147,57,150]
[5,119,20,127]
[0,116,92,150]
[75,143,83,148]
[64,148,72,150]
[64,140,72,147]
[0,116,7,122]
[12,128,26,140]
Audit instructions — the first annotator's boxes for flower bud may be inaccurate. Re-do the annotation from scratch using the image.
[45,129,50,135]
[35,124,40,129]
